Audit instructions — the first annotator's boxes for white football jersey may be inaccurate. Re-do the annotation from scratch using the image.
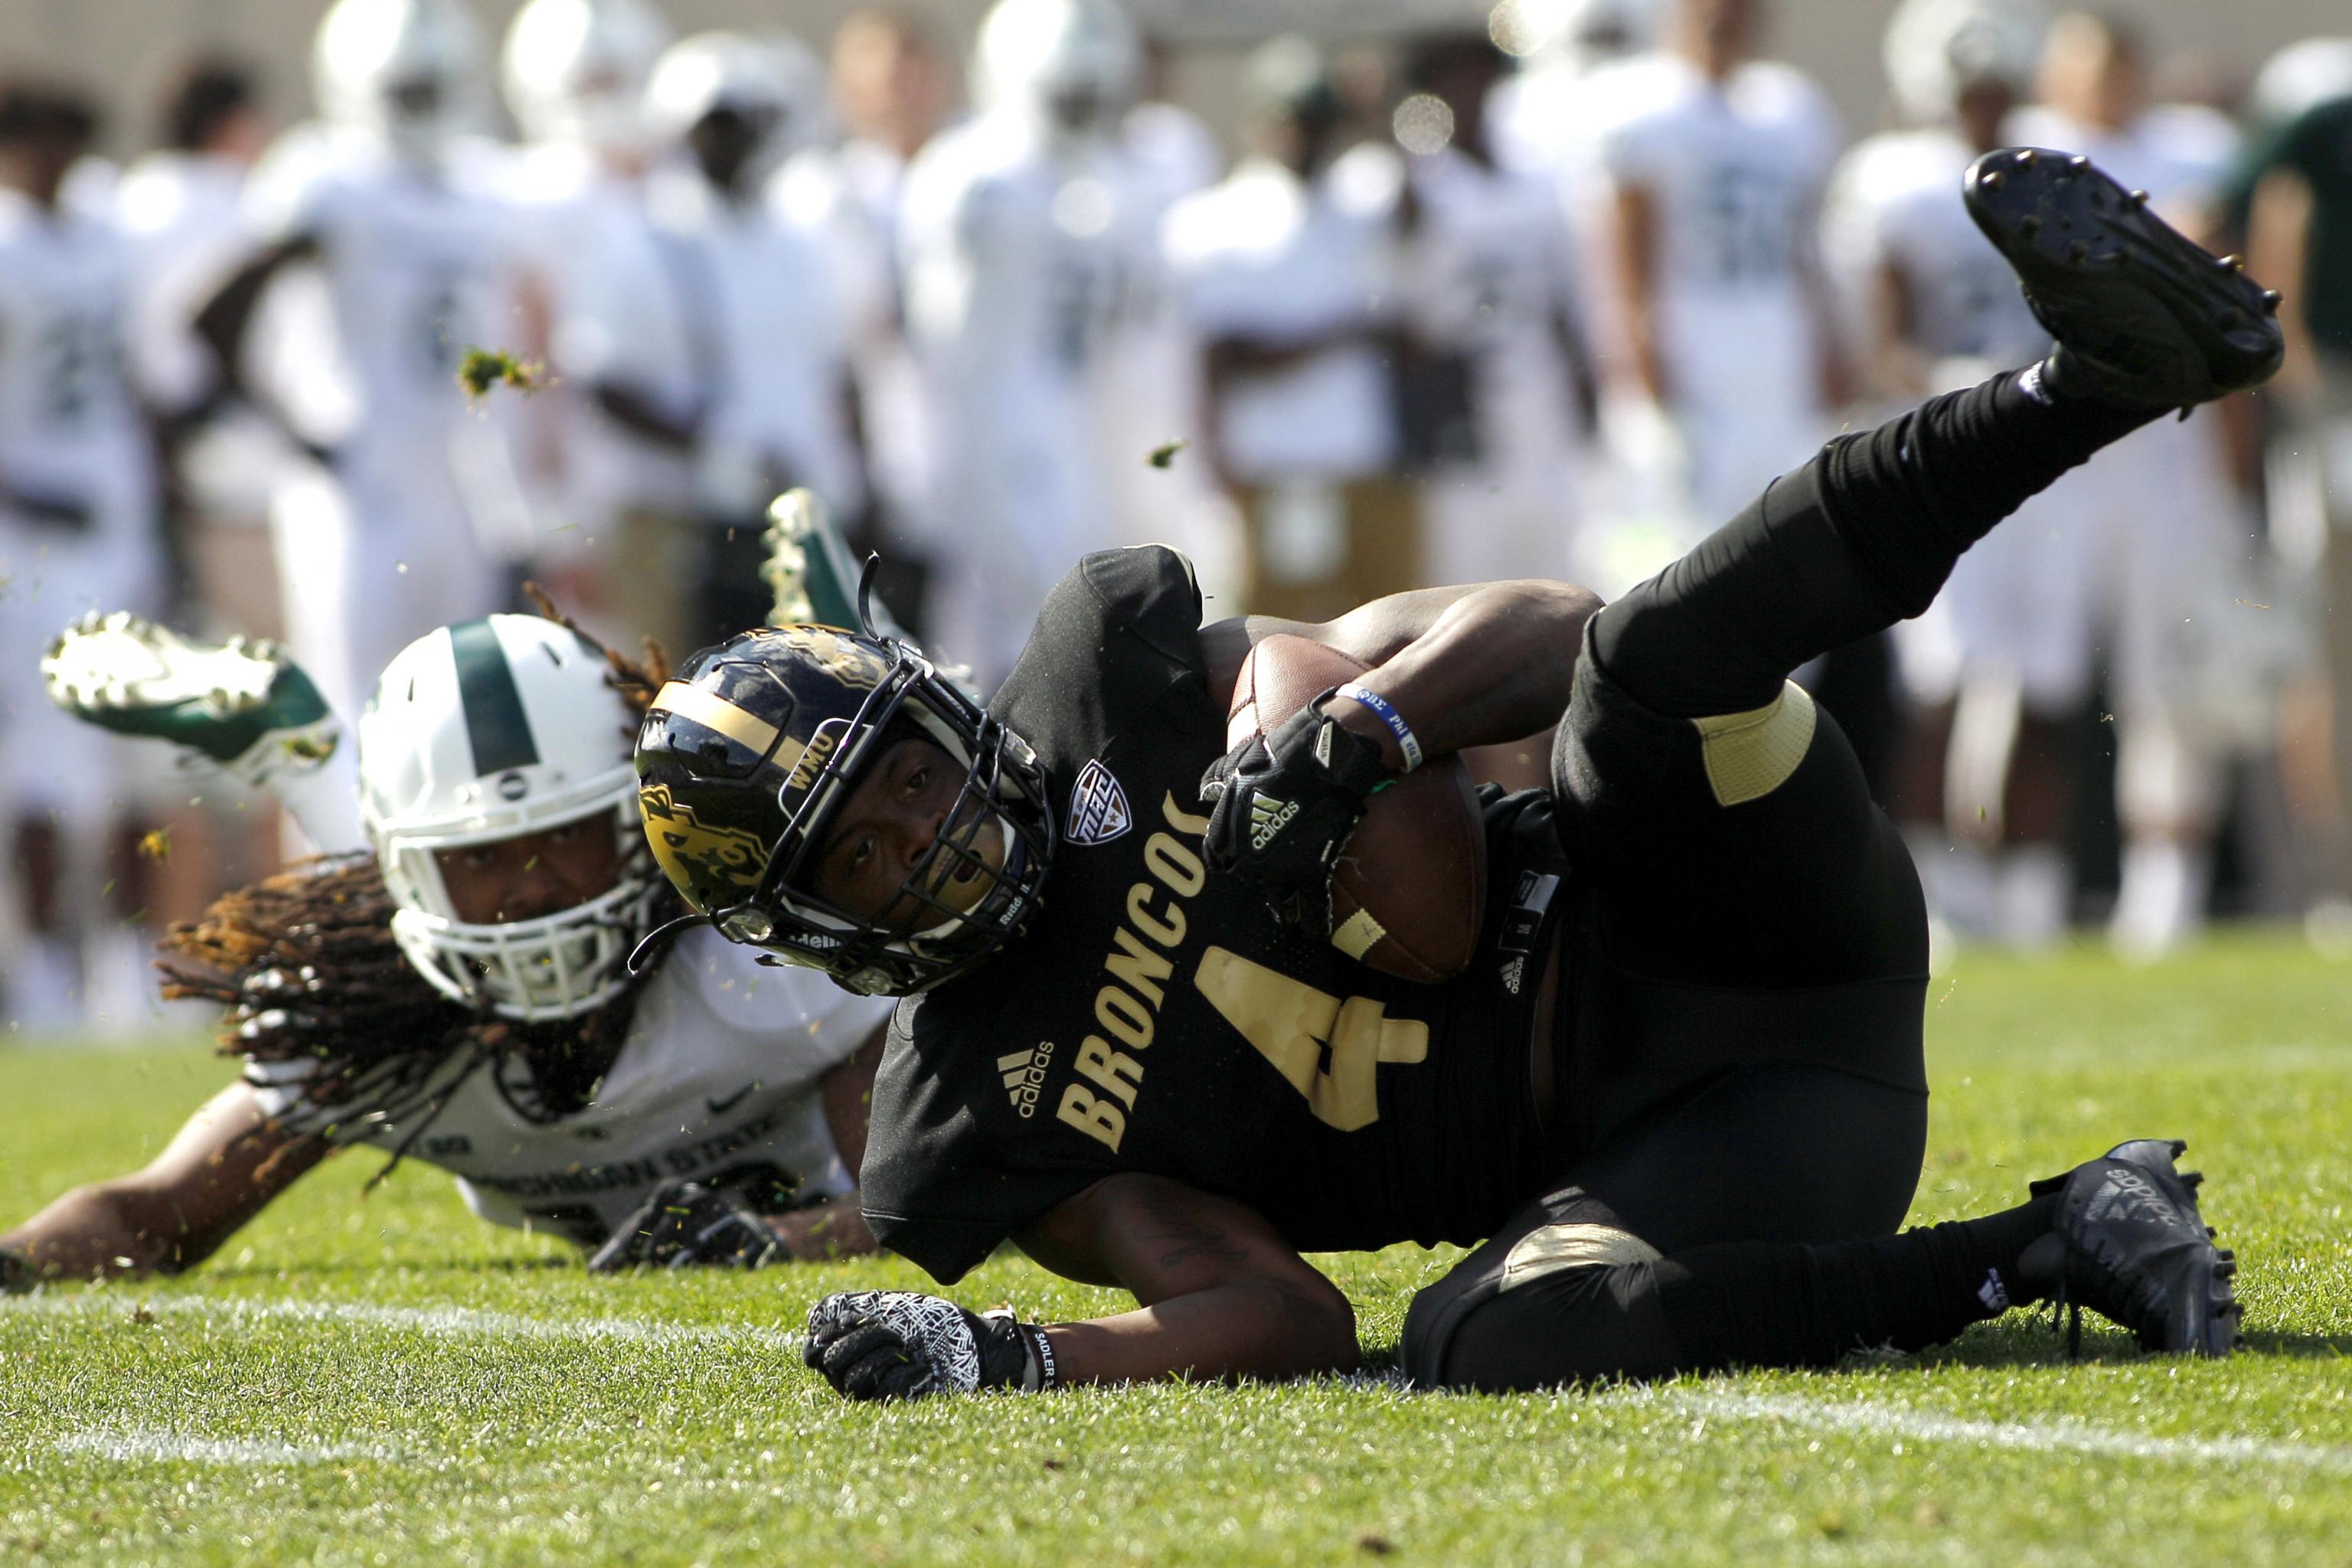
[1824,128,2048,368]
[555,163,861,518]
[1595,54,1840,410]
[1400,146,1590,470]
[0,191,153,530]
[246,927,891,1247]
[900,113,1170,677]
[243,128,526,467]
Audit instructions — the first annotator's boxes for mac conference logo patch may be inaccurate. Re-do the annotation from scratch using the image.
[1067,759,1132,847]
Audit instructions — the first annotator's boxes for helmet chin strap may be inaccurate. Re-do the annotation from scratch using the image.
[627,908,709,976]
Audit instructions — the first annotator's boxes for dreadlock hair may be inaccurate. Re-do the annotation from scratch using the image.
[157,599,679,1191]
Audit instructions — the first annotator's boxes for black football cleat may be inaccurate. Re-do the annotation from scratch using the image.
[2024,1138,2241,1358]
[1964,146,2283,413]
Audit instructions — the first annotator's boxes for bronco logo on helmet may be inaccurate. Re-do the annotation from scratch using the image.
[631,623,1058,995]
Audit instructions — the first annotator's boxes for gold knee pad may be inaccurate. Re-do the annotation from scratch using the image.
[1691,681,1818,807]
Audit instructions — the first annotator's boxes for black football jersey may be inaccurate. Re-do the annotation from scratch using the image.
[860,547,1571,1284]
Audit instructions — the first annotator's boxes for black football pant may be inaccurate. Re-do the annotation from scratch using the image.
[1401,370,2155,1390]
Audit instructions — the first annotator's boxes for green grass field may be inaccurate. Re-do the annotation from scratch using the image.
[4,934,2348,1566]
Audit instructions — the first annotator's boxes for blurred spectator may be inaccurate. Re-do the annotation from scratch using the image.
[2246,37,2352,132]
[0,82,164,1033]
[1163,35,1411,623]
[2014,10,2278,958]
[563,31,862,653]
[1831,0,2082,949]
[808,5,956,635]
[1592,0,1847,560]
[1391,30,1596,587]
[899,0,1165,683]
[198,0,533,719]
[2232,77,2352,930]
[496,0,675,650]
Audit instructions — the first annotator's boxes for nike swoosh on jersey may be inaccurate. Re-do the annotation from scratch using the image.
[706,1084,757,1116]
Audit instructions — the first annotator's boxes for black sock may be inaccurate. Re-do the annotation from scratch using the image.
[1647,1192,2060,1370]
[1592,368,2161,720]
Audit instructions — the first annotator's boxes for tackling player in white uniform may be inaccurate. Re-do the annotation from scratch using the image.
[195,0,534,720]
[899,0,1165,684]
[0,86,166,1033]
[2012,11,2268,957]
[3,603,892,1287]
[1828,0,2081,948]
[1393,31,1596,586]
[1593,0,1847,546]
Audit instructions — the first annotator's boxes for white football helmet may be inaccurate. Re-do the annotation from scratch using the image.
[644,30,826,174]
[501,0,674,151]
[1883,0,2049,126]
[359,616,658,1021]
[974,0,1141,133]
[312,0,488,162]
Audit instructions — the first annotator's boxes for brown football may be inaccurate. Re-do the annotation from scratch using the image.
[1224,635,1487,983]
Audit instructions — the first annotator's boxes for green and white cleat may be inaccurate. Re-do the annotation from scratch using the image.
[41,611,343,786]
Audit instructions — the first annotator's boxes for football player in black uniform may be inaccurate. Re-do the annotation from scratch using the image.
[634,150,2275,1397]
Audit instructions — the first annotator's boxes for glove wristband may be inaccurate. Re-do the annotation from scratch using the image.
[1334,684,1423,773]
[1023,1323,1060,1391]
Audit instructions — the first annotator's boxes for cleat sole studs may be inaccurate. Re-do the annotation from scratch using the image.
[2069,240,2089,263]
[2129,188,2148,205]
[2017,148,2038,166]
[1982,169,2004,189]
[2219,254,2244,272]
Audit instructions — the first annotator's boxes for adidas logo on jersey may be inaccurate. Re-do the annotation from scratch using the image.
[1250,795,1298,850]
[1067,759,1132,846]
[998,1041,1057,1118]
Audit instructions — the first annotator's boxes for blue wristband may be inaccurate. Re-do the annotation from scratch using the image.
[1334,683,1424,773]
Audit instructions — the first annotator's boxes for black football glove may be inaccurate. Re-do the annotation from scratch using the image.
[1199,697,1389,934]
[803,1291,1041,1402]
[586,1181,779,1272]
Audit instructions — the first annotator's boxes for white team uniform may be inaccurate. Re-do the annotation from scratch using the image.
[557,162,862,522]
[485,142,658,581]
[246,927,890,1247]
[2004,108,2264,760]
[0,191,159,831]
[900,113,1165,684]
[1398,145,1590,584]
[240,128,532,717]
[1827,127,2092,712]
[1593,54,1841,531]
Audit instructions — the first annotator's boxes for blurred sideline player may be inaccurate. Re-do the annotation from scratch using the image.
[494,0,675,650]
[195,0,536,720]
[0,85,168,1034]
[111,59,295,958]
[3,598,891,1290]
[1162,36,1413,626]
[802,8,956,636]
[1828,0,2083,949]
[899,0,1163,685]
[2014,11,2272,957]
[2233,54,2352,937]
[1391,31,1597,587]
[560,30,863,657]
[1594,0,1847,556]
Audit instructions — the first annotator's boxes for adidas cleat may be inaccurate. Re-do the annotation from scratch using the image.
[1964,146,2283,412]
[41,611,341,782]
[2025,1137,2241,1358]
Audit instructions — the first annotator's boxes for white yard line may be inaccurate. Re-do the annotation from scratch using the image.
[4,1292,802,1354]
[54,1430,401,1465]
[1609,1388,2352,1475]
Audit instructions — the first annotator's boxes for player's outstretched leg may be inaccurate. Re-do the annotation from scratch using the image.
[1590,147,2283,723]
[41,611,361,852]
[1404,1137,2240,1390]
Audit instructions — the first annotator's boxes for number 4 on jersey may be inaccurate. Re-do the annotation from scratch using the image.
[1194,947,1428,1132]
